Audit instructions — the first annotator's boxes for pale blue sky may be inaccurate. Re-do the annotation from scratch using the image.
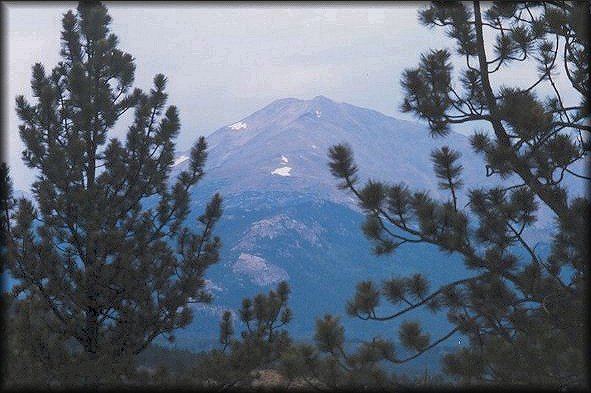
[4,2,453,190]
[3,2,578,191]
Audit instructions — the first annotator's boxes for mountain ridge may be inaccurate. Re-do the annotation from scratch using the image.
[171,95,583,348]
[174,95,492,210]
[165,95,490,353]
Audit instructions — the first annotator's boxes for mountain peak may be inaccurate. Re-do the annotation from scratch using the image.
[264,95,338,109]
[308,95,343,112]
[311,95,335,104]
[188,93,512,205]
[221,95,344,133]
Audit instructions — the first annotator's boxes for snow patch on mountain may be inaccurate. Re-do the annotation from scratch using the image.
[229,121,247,130]
[315,110,321,118]
[281,155,289,163]
[232,253,289,286]
[172,155,189,166]
[271,166,291,176]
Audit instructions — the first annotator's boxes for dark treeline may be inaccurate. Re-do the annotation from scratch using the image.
[1,1,588,390]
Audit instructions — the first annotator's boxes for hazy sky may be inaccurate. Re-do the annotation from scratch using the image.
[4,2,453,190]
[2,2,578,191]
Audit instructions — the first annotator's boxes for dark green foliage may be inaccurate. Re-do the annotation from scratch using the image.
[132,344,202,386]
[192,281,293,390]
[399,321,430,353]
[219,310,234,351]
[401,49,454,135]
[431,146,463,210]
[4,2,222,387]
[329,1,588,389]
[328,143,359,190]
[314,314,345,353]
[279,314,396,390]
[3,293,76,389]
[0,161,13,340]
[0,163,14,248]
[278,313,447,390]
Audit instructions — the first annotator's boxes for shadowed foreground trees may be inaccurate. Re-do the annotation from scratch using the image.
[189,282,445,390]
[3,2,222,387]
[192,281,293,390]
[327,1,588,389]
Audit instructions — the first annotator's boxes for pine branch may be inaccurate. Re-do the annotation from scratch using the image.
[473,1,568,220]
[390,327,459,364]
[355,275,484,322]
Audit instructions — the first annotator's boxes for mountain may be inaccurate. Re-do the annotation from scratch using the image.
[194,95,491,204]
[168,95,580,360]
[5,95,584,373]
[169,96,586,357]
[169,96,586,353]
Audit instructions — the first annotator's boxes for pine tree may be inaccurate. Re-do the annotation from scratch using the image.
[193,281,293,390]
[278,313,446,390]
[329,1,588,388]
[5,2,222,386]
[0,163,14,249]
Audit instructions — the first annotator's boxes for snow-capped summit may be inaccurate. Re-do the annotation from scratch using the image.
[174,95,585,204]
[197,95,489,201]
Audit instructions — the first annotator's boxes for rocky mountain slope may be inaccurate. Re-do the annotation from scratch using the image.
[167,95,585,357]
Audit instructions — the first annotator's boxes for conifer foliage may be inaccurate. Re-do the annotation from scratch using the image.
[0,163,13,248]
[193,281,293,389]
[329,1,588,388]
[5,2,222,385]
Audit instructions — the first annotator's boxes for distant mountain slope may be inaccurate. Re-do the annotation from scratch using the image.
[187,95,493,205]
[164,95,582,361]
[163,97,482,353]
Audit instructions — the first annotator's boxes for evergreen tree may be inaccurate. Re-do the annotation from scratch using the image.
[3,292,92,388]
[329,1,588,388]
[278,313,446,390]
[0,163,13,246]
[5,2,222,386]
[193,281,293,390]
